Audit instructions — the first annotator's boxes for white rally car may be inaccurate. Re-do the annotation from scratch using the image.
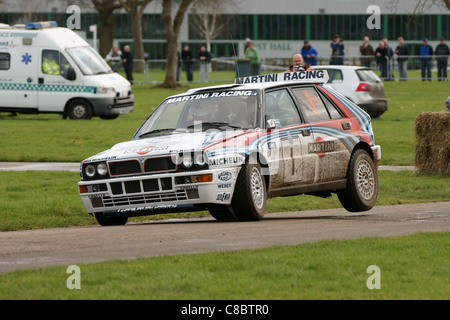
[79,70,381,226]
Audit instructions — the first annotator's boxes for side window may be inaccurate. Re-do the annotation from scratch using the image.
[0,53,10,70]
[42,50,61,75]
[318,91,343,119]
[265,89,302,128]
[321,69,343,83]
[292,87,331,123]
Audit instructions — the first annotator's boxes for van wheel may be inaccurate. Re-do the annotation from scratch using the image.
[67,99,93,120]
[231,158,267,221]
[337,149,378,212]
[94,213,128,226]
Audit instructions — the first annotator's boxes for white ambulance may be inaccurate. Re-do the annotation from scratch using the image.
[0,21,133,119]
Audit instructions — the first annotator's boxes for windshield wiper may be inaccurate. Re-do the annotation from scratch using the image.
[187,122,242,130]
[139,128,177,138]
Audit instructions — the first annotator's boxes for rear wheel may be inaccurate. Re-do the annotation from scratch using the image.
[337,149,378,212]
[231,159,267,221]
[94,213,128,226]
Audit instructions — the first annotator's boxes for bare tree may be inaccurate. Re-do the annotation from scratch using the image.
[91,0,123,58]
[161,0,194,88]
[189,0,239,52]
[118,0,153,72]
[387,0,450,13]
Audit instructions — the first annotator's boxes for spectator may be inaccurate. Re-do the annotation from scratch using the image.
[244,38,252,55]
[197,45,212,83]
[435,37,450,82]
[245,42,261,75]
[287,53,311,72]
[181,45,193,82]
[176,51,181,82]
[359,36,374,68]
[375,40,388,79]
[330,34,344,65]
[105,46,122,72]
[301,41,318,66]
[382,38,394,80]
[419,38,433,81]
[395,37,410,81]
[121,45,134,84]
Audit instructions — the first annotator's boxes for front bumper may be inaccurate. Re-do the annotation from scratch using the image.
[89,94,134,117]
[78,167,240,216]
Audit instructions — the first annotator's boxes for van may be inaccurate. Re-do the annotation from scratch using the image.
[0,21,134,119]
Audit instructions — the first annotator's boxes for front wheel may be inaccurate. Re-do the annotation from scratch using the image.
[337,149,378,212]
[67,99,93,120]
[231,159,267,221]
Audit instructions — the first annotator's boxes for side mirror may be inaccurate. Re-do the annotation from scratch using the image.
[65,67,76,81]
[266,119,277,130]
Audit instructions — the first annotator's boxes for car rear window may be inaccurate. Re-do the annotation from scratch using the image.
[356,69,381,82]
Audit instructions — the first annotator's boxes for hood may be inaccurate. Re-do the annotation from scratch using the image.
[85,130,255,163]
[83,72,131,91]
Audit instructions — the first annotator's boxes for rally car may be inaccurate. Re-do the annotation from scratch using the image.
[78,70,381,226]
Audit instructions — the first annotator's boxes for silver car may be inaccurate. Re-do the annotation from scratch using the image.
[314,66,388,117]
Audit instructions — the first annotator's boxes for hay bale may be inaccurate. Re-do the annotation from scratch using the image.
[415,112,450,176]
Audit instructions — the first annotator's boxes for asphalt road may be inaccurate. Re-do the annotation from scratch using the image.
[0,202,448,274]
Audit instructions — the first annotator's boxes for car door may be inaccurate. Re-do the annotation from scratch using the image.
[263,88,315,187]
[291,86,351,183]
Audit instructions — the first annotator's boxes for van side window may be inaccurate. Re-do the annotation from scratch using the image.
[0,53,10,70]
[42,50,61,75]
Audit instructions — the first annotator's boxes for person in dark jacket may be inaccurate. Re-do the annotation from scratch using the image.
[395,37,410,81]
[121,45,134,84]
[435,37,450,81]
[419,38,433,81]
[181,45,193,82]
[375,41,388,79]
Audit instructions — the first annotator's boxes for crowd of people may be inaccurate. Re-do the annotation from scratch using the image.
[105,35,449,83]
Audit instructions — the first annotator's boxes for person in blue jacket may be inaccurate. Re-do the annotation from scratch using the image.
[419,38,433,81]
[301,40,318,66]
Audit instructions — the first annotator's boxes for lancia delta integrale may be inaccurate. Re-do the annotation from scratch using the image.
[79,70,381,226]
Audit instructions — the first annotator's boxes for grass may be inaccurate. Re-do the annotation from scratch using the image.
[0,232,448,299]
[0,170,448,232]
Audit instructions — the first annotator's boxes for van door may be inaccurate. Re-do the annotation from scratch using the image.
[38,49,77,112]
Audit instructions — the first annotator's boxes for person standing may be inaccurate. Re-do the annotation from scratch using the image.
[182,45,193,82]
[301,41,318,66]
[435,37,450,82]
[330,34,344,65]
[245,42,261,75]
[382,38,394,80]
[375,40,388,80]
[419,38,433,81]
[197,45,212,83]
[121,45,134,84]
[105,46,122,72]
[359,36,374,68]
[395,37,410,81]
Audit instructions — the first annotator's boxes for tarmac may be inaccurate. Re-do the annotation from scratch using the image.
[0,162,415,172]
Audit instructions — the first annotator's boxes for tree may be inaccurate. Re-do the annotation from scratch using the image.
[387,0,450,13]
[118,0,153,72]
[189,0,238,53]
[91,0,123,58]
[161,0,194,88]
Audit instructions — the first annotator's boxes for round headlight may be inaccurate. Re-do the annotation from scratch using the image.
[182,154,194,168]
[97,163,108,176]
[195,153,207,167]
[85,164,96,178]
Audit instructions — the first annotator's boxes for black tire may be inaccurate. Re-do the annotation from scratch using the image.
[337,149,378,212]
[208,205,237,221]
[94,213,128,226]
[67,99,93,120]
[231,159,267,221]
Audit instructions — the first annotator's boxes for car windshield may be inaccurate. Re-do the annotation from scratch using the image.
[67,46,112,75]
[134,89,259,139]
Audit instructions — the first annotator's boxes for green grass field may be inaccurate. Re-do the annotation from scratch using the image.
[0,72,448,300]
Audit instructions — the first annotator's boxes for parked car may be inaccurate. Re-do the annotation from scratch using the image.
[78,70,381,226]
[314,66,388,117]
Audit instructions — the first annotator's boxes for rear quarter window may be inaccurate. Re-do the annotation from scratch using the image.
[356,69,381,82]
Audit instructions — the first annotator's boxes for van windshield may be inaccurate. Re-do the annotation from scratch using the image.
[67,46,112,75]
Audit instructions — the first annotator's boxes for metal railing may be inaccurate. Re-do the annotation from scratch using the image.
[108,55,449,84]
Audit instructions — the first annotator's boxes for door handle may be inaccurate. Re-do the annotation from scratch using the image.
[341,122,351,130]
[301,129,311,136]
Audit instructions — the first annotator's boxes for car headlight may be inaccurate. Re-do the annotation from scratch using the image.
[97,162,108,176]
[182,154,194,168]
[85,164,96,178]
[96,87,115,94]
[194,152,207,167]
